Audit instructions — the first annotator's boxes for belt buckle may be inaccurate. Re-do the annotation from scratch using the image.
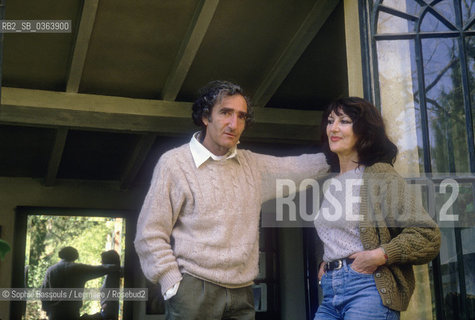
[335,259,343,270]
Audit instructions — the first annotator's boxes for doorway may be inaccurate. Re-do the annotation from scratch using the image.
[11,207,133,320]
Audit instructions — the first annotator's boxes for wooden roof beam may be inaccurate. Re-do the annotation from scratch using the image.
[45,128,69,186]
[120,133,156,190]
[66,0,99,93]
[161,0,220,101]
[253,0,340,107]
[0,87,322,143]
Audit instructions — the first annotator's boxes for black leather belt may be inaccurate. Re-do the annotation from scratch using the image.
[324,258,354,271]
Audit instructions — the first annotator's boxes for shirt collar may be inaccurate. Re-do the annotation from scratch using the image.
[189,132,239,168]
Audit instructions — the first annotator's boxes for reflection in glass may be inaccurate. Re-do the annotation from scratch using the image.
[24,215,126,319]
[376,39,422,174]
[461,226,475,319]
[408,38,426,174]
[435,181,475,228]
[461,0,475,26]
[422,179,475,319]
[377,11,414,34]
[439,228,461,320]
[466,37,475,146]
[380,0,422,17]
[433,180,475,319]
[422,38,470,173]
[461,227,475,292]
[420,10,454,32]
[433,1,456,27]
[373,1,475,319]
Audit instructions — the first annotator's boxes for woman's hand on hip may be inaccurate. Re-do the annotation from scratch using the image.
[348,248,387,274]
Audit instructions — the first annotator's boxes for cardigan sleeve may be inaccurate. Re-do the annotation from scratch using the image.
[134,152,185,294]
[373,168,441,266]
[251,152,329,202]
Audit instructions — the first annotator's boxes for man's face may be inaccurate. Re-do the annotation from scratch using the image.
[202,94,248,156]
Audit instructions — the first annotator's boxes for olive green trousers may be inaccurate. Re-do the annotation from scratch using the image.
[165,273,255,320]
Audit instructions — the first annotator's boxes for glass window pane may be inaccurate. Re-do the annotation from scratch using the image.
[376,39,424,175]
[435,181,475,229]
[25,215,126,319]
[433,1,457,27]
[380,0,422,16]
[433,180,475,318]
[421,10,454,32]
[377,11,415,34]
[422,37,471,173]
[461,0,475,26]
[439,228,461,319]
[461,225,475,319]
[373,2,475,320]
[408,39,427,174]
[466,36,475,147]
[461,226,475,292]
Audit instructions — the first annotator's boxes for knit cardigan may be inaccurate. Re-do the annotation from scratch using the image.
[358,163,441,311]
[134,144,329,295]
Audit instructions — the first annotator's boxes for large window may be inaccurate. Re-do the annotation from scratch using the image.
[361,0,475,319]
[11,207,131,320]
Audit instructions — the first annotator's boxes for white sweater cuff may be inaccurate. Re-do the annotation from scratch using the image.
[160,269,183,296]
[163,281,180,300]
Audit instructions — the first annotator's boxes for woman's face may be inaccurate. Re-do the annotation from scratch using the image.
[326,109,358,158]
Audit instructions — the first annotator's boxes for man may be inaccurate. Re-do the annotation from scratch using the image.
[134,80,328,319]
[41,246,118,320]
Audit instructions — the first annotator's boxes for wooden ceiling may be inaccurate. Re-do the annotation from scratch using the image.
[0,0,348,188]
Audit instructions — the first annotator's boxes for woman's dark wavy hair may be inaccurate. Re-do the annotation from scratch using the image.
[321,97,398,172]
[192,80,253,137]
[101,250,120,265]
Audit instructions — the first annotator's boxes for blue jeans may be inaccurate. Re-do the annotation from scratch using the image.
[314,262,400,320]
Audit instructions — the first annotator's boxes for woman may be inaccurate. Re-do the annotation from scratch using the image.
[314,97,440,319]
[99,250,121,320]
[81,250,122,320]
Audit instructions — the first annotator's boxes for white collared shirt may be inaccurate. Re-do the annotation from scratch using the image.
[189,132,238,168]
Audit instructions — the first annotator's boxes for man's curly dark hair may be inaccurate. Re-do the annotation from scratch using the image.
[192,80,253,137]
[58,246,79,262]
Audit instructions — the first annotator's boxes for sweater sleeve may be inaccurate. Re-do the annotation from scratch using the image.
[72,263,119,281]
[376,170,441,266]
[253,152,329,202]
[134,153,185,294]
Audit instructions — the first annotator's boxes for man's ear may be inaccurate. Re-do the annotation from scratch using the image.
[202,116,209,126]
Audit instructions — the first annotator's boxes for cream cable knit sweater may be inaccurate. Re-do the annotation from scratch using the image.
[135,144,329,295]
